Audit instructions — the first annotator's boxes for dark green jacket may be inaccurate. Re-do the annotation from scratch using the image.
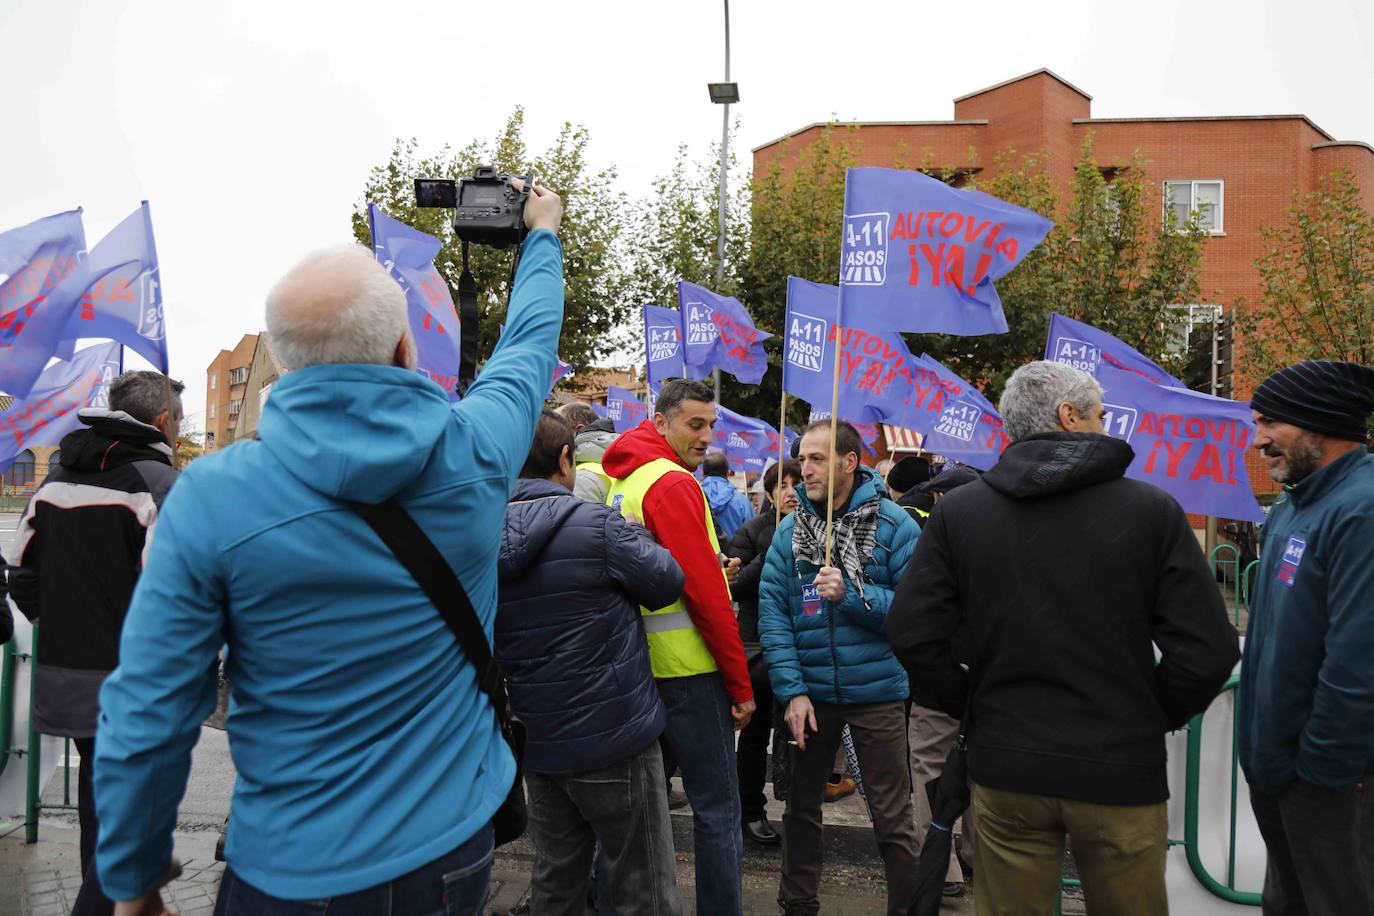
[1239,448,1374,794]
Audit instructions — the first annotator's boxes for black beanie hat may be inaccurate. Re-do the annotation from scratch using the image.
[1250,360,1374,442]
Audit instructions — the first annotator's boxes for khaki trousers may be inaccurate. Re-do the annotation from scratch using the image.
[908,703,974,884]
[971,783,1168,916]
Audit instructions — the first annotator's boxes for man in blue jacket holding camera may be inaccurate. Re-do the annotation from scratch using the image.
[94,184,564,916]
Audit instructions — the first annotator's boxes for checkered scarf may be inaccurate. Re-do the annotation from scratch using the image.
[792,489,881,599]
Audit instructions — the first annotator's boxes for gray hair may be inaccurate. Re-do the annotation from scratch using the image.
[265,246,409,371]
[109,371,184,426]
[999,360,1103,442]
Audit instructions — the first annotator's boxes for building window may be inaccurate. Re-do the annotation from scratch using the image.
[1164,180,1224,234]
[229,367,249,386]
[48,450,62,475]
[229,398,243,415]
[205,431,216,449]
[209,403,216,420]
[210,374,217,391]
[3,450,35,489]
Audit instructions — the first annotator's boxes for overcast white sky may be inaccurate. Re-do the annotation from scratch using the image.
[3,0,1372,429]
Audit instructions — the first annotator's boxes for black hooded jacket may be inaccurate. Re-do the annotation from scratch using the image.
[4,409,178,737]
[887,432,1239,806]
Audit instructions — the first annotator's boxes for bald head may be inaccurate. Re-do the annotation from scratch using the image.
[265,245,412,371]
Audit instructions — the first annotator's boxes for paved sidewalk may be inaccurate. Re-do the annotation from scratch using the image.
[0,821,223,915]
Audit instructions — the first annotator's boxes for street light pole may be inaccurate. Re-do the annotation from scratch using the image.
[712,0,733,404]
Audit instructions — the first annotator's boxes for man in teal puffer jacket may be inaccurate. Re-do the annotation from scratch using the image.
[759,419,921,916]
[94,185,564,916]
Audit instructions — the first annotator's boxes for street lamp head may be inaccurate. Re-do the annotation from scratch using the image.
[707,82,740,104]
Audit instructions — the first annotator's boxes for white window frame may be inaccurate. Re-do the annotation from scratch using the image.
[210,374,217,391]
[209,403,216,420]
[1164,180,1225,235]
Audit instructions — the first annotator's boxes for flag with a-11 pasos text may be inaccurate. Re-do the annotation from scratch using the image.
[837,168,1052,336]
[606,385,649,434]
[678,281,772,384]
[53,202,168,376]
[1044,312,1184,388]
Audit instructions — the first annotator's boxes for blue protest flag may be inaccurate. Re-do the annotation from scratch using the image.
[644,305,687,393]
[0,341,121,472]
[368,204,463,401]
[590,402,609,419]
[677,281,772,384]
[1044,313,1184,388]
[837,167,1052,335]
[51,202,168,374]
[606,385,649,434]
[1095,365,1264,521]
[903,354,1009,471]
[712,405,771,471]
[0,209,88,397]
[782,276,923,428]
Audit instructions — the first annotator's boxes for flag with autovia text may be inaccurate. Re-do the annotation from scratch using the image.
[1095,365,1264,521]
[606,385,649,434]
[52,202,167,375]
[0,209,87,398]
[837,168,1052,336]
[783,276,924,427]
[368,204,463,401]
[678,281,772,384]
[901,354,1009,471]
[0,340,121,471]
[1044,313,1184,387]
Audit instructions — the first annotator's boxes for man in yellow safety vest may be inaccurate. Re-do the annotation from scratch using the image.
[601,378,755,916]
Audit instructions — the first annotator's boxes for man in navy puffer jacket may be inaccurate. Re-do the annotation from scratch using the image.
[497,410,686,916]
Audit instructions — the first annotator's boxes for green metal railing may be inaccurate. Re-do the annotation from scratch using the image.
[1183,675,1261,905]
[0,640,17,780]
[1209,544,1244,626]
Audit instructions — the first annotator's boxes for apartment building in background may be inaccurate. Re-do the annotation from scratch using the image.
[204,333,258,452]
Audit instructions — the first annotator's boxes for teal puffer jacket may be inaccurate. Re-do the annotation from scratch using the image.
[758,466,919,705]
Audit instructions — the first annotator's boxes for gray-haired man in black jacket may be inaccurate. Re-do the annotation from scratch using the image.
[887,360,1239,916]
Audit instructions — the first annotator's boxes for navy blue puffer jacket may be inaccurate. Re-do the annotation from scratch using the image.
[496,477,683,774]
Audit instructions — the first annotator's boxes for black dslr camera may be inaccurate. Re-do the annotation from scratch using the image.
[415,166,532,248]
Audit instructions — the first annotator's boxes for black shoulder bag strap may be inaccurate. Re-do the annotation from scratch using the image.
[350,496,527,844]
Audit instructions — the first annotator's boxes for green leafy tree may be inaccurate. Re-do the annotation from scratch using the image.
[1242,169,1374,378]
[352,109,632,387]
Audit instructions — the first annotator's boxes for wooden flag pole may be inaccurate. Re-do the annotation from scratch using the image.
[776,388,788,527]
[824,323,843,568]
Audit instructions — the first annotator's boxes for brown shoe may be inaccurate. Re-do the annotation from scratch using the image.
[823,776,856,803]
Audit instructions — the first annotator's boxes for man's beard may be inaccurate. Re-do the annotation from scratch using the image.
[1266,432,1324,484]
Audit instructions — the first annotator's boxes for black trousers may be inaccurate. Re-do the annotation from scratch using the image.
[1251,779,1374,915]
[72,735,113,916]
[736,677,776,823]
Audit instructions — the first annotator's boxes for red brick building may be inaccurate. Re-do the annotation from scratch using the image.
[204,333,259,452]
[753,68,1374,495]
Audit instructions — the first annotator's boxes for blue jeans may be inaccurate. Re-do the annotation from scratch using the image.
[658,672,744,916]
[212,822,494,916]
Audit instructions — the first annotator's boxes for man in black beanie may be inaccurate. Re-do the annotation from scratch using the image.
[1239,359,1374,915]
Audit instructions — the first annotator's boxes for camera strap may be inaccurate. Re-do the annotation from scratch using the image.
[457,241,479,392]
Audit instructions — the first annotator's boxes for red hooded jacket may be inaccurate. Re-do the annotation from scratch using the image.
[601,420,752,705]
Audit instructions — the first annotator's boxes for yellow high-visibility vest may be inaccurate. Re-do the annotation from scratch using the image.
[606,457,723,679]
[576,460,611,490]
